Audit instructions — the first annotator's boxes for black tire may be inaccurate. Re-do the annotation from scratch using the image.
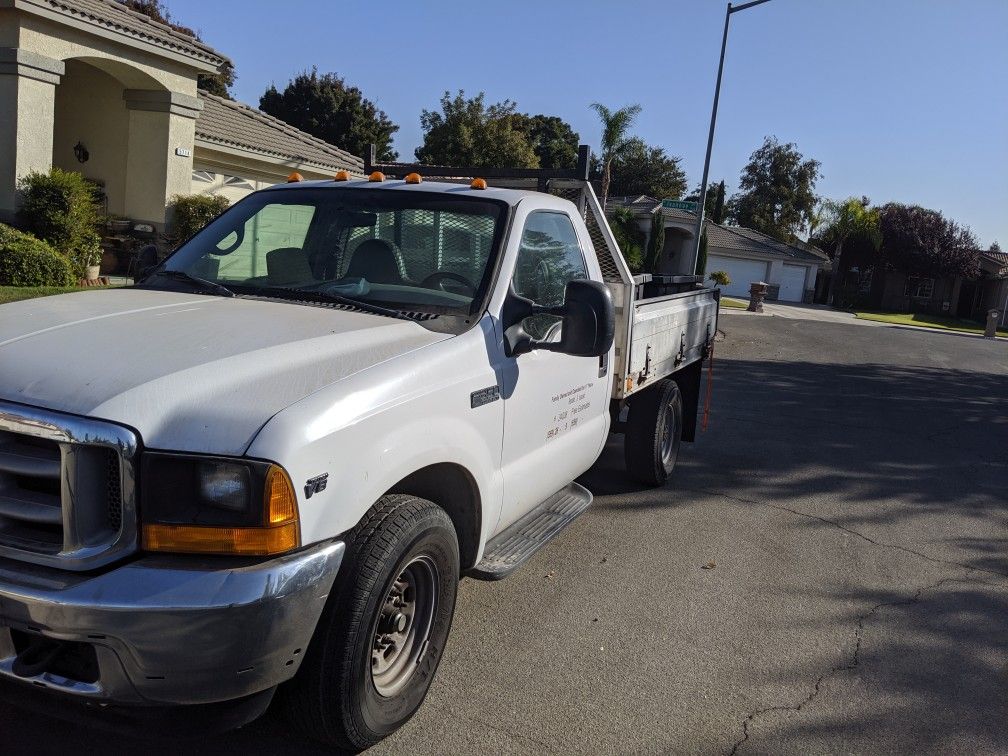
[282,494,459,751]
[624,378,683,486]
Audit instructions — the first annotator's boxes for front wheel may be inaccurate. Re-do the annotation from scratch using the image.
[283,494,459,750]
[624,378,683,486]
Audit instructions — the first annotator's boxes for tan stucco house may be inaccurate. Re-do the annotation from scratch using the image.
[1,0,363,232]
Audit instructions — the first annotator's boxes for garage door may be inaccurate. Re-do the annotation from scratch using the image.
[777,264,808,302]
[707,256,767,298]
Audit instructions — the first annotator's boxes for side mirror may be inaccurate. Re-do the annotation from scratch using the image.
[504,279,615,358]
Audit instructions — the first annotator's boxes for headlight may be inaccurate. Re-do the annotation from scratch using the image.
[140,453,300,556]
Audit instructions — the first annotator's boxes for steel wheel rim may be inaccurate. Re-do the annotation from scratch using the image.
[370,555,439,698]
[660,401,677,467]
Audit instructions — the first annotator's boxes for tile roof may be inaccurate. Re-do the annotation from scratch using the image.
[29,0,227,67]
[196,91,364,174]
[980,248,1008,276]
[707,223,828,264]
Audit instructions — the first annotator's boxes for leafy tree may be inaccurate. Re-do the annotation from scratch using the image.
[119,0,235,97]
[878,203,979,278]
[590,102,642,209]
[685,181,726,221]
[260,69,399,161]
[511,114,579,170]
[819,197,881,305]
[608,206,644,273]
[415,91,538,168]
[644,211,665,273]
[727,136,821,241]
[711,181,726,224]
[608,138,687,201]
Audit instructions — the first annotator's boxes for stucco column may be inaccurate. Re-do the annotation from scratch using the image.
[123,90,201,226]
[0,49,64,222]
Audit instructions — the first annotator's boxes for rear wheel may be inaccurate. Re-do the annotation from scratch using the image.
[283,494,459,750]
[624,378,683,486]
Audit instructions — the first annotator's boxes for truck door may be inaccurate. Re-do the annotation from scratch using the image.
[495,210,610,532]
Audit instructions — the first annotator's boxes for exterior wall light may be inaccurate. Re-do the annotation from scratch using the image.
[74,142,89,164]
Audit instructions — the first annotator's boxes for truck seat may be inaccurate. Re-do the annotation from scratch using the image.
[345,239,402,284]
[266,247,315,286]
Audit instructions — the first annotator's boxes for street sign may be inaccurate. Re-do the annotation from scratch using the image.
[661,199,698,212]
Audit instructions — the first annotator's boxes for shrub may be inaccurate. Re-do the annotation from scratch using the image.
[17,168,101,255]
[709,270,731,287]
[608,207,645,273]
[0,224,75,286]
[170,194,230,243]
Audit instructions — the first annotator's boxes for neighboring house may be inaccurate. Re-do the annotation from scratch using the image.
[0,0,362,231]
[838,248,1007,325]
[607,195,828,303]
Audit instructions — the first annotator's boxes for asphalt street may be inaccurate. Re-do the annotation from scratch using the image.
[2,315,1006,755]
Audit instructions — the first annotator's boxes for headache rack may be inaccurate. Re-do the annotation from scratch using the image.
[366,144,643,385]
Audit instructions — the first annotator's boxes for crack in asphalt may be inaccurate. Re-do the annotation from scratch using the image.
[726,576,970,756]
[686,485,1008,582]
[685,483,1005,755]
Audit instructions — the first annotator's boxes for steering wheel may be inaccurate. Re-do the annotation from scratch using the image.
[420,271,477,297]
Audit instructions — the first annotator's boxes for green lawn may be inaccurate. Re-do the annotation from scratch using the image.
[720,296,748,309]
[854,310,1007,336]
[0,286,102,304]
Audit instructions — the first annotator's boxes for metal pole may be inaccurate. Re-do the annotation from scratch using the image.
[690,3,731,275]
[689,0,773,275]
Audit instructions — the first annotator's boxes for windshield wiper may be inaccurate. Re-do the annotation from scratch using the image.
[242,286,411,321]
[146,269,235,297]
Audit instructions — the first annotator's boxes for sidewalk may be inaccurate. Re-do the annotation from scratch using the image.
[721,301,1007,342]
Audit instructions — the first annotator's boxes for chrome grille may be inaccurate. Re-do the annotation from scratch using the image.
[0,401,138,571]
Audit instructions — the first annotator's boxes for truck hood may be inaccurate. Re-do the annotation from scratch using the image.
[0,289,450,454]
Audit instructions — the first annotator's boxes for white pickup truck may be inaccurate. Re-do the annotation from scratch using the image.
[0,147,717,748]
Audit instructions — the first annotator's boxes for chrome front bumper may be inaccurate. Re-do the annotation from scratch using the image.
[0,540,344,705]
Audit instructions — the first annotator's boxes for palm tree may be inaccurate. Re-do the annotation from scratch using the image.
[820,197,881,306]
[590,102,642,209]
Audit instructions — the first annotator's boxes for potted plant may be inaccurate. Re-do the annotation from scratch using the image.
[75,233,103,280]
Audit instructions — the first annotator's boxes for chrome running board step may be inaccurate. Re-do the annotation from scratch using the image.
[470,482,592,581]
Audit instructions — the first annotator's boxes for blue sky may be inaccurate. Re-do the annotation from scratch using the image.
[167,0,1007,247]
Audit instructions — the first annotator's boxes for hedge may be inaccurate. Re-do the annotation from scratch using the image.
[0,224,75,287]
[170,194,230,243]
[17,168,101,256]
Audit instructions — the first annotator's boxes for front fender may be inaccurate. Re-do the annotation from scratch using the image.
[246,320,504,554]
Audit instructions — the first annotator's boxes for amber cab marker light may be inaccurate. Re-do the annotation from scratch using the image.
[404,172,422,184]
[142,464,301,557]
[470,177,487,190]
[287,171,304,183]
[334,170,350,181]
[369,171,385,182]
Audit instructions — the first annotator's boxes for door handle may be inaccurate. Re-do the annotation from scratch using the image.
[598,352,608,378]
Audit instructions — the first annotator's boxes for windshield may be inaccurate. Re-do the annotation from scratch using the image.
[157,188,508,316]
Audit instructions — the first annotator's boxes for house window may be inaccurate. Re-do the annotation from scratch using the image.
[224,175,256,191]
[903,276,934,299]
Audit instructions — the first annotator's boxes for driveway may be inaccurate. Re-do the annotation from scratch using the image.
[2,317,1006,754]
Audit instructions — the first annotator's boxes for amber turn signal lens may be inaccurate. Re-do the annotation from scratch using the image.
[142,522,299,556]
[404,172,422,184]
[142,464,301,556]
[470,178,487,190]
[287,171,304,183]
[334,170,350,181]
[369,171,385,182]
